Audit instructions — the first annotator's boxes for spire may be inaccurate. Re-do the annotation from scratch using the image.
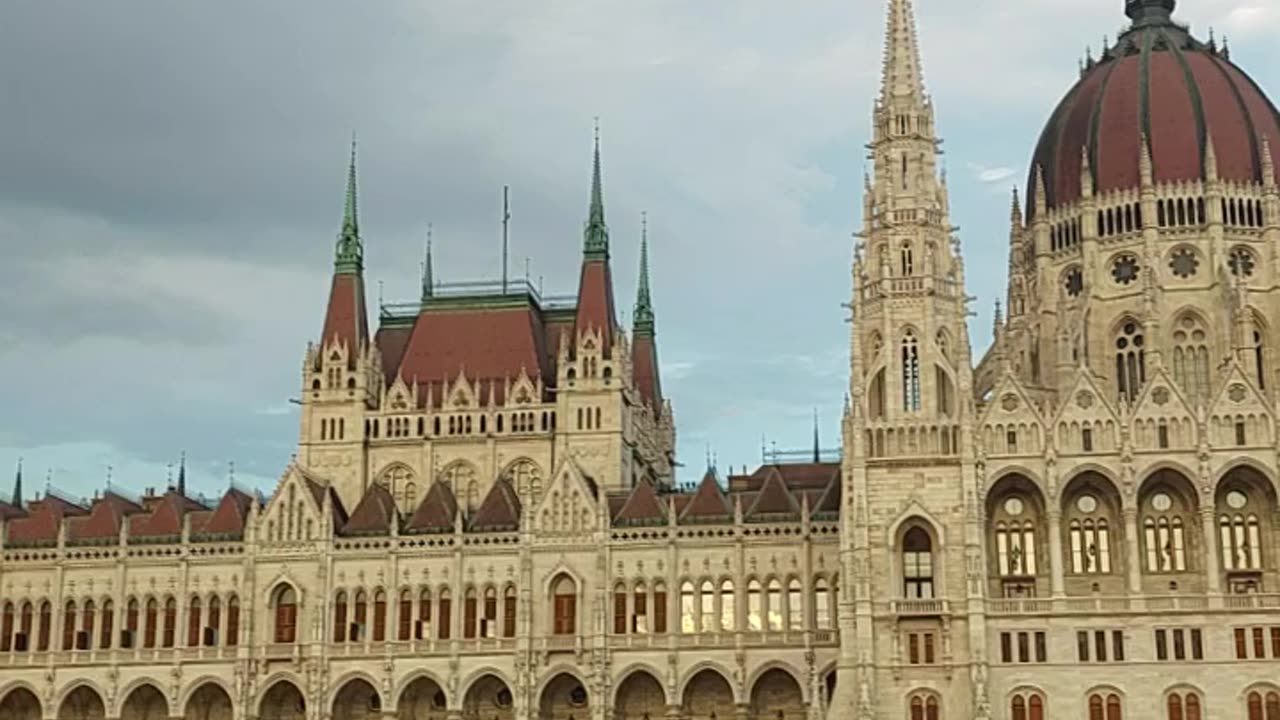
[812,409,821,463]
[177,452,186,497]
[880,0,927,106]
[1009,187,1022,227]
[12,458,22,506]
[421,224,435,300]
[583,119,609,258]
[334,134,363,274]
[634,212,654,336]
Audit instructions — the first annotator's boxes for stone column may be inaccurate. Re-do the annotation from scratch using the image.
[1200,508,1221,594]
[1047,510,1065,596]
[1123,508,1142,594]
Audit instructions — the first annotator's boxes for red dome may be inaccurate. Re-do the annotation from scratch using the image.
[1026,6,1280,220]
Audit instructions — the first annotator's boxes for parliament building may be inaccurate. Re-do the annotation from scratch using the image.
[2,0,1280,718]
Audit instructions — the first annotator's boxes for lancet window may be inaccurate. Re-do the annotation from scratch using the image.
[902,331,922,412]
[1115,321,1145,402]
[1171,315,1211,403]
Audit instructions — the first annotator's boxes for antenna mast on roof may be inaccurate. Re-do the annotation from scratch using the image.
[502,185,511,293]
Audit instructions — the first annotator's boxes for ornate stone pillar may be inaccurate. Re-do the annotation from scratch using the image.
[1047,510,1065,596]
[1123,508,1142,594]
[1200,507,1221,594]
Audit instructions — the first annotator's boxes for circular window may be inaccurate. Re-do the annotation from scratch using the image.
[1227,490,1248,510]
[1112,254,1140,285]
[1004,497,1025,517]
[1229,247,1256,277]
[1076,495,1098,514]
[1064,267,1084,297]
[1151,493,1172,512]
[1169,247,1199,278]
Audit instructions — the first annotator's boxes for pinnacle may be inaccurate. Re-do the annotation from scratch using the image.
[583,120,609,258]
[634,212,655,335]
[879,0,928,107]
[334,134,364,274]
[421,224,435,300]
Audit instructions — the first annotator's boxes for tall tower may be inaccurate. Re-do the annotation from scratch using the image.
[835,0,983,717]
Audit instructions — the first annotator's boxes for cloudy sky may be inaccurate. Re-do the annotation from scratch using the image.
[1,0,1277,502]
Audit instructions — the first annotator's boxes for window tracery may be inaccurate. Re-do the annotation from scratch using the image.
[1068,493,1112,574]
[1166,691,1202,720]
[1010,692,1045,720]
[994,495,1038,577]
[1115,321,1146,402]
[1141,477,1195,573]
[902,331,921,412]
[1171,315,1211,403]
[902,526,935,599]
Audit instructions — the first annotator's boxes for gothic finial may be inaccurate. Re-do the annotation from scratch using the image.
[1221,35,1230,60]
[11,458,22,506]
[1033,164,1048,216]
[334,133,364,274]
[634,212,655,336]
[177,451,187,497]
[879,0,927,106]
[1080,145,1094,198]
[1139,132,1154,186]
[812,409,821,463]
[993,299,1004,333]
[421,224,435,300]
[583,121,609,257]
[1010,187,1022,226]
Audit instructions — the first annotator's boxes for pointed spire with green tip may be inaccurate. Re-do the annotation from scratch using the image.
[334,134,364,274]
[633,212,655,336]
[12,458,22,506]
[583,120,609,258]
[421,224,434,301]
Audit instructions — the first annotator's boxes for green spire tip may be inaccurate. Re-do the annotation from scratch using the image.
[335,133,364,274]
[583,120,609,258]
[634,212,654,335]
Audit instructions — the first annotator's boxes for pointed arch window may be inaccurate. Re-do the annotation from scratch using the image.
[19,602,34,651]
[1143,490,1188,572]
[1246,690,1280,720]
[909,693,939,720]
[1011,692,1045,720]
[900,241,914,275]
[766,579,784,631]
[719,580,735,632]
[226,595,240,647]
[2,603,16,652]
[81,600,96,650]
[746,579,762,632]
[902,527,935,599]
[207,597,219,646]
[1171,315,1211,403]
[1253,324,1267,390]
[1220,488,1264,571]
[480,587,497,639]
[62,600,77,651]
[699,580,716,633]
[550,576,575,636]
[680,581,696,634]
[162,597,177,647]
[398,590,413,641]
[37,601,51,651]
[502,586,517,638]
[1167,692,1202,720]
[188,597,203,647]
[144,598,158,648]
[786,578,803,631]
[273,586,298,644]
[814,577,832,629]
[1089,693,1123,720]
[1115,322,1146,402]
[902,332,922,412]
[333,591,348,642]
[373,590,387,642]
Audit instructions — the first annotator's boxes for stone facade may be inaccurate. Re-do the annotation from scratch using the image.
[3,1,1280,720]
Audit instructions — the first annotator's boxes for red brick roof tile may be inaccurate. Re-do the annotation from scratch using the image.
[197,488,254,538]
[573,260,617,358]
[406,481,457,534]
[469,478,521,532]
[744,470,800,521]
[320,273,369,365]
[631,334,662,409]
[612,479,666,527]
[678,471,731,524]
[340,483,397,536]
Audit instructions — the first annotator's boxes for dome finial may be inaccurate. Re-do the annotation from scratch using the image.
[1126,0,1175,24]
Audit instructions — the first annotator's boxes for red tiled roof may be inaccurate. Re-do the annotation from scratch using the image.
[612,479,666,526]
[469,478,521,532]
[406,481,457,534]
[573,260,617,358]
[394,307,550,408]
[811,477,841,518]
[631,334,662,409]
[68,492,143,543]
[744,471,799,521]
[679,471,731,523]
[196,488,254,538]
[729,463,840,492]
[341,483,397,536]
[130,492,207,538]
[374,326,413,386]
[5,495,85,544]
[320,273,369,365]
[0,501,25,521]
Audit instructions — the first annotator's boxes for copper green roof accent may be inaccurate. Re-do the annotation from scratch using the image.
[421,224,435,301]
[334,135,363,275]
[12,458,22,506]
[633,211,654,336]
[583,121,609,259]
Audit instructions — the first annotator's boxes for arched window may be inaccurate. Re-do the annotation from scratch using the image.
[1142,484,1191,572]
[719,580,735,631]
[993,495,1037,577]
[653,582,668,634]
[481,587,497,639]
[699,580,716,633]
[1171,315,1211,403]
[97,599,113,649]
[1219,486,1265,572]
[463,588,478,639]
[747,579,762,632]
[62,600,77,650]
[226,595,240,647]
[188,597,202,647]
[1089,693,1123,720]
[1068,494,1112,574]
[273,586,298,643]
[333,591,348,642]
[398,590,413,641]
[680,581,696,634]
[902,527,934,598]
[81,600,95,650]
[766,579,784,631]
[37,601,51,651]
[125,598,139,648]
[1010,692,1045,720]
[1115,321,1146,402]
[502,586,517,638]
[19,602,33,652]
[901,242,915,275]
[373,590,387,642]
[163,597,177,647]
[144,598,158,648]
[1246,690,1280,720]
[551,576,576,636]
[1166,692,1202,720]
[814,577,832,629]
[786,578,803,631]
[206,597,219,646]
[2,602,17,652]
[902,332,921,412]
[909,693,940,720]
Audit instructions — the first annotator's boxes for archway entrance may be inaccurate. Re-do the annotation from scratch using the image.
[749,669,805,720]
[120,684,168,720]
[185,683,234,720]
[683,669,734,720]
[260,680,306,720]
[539,673,589,720]
[333,678,382,720]
[398,676,448,720]
[57,686,105,720]
[615,671,665,720]
[0,687,41,720]
[463,674,514,720]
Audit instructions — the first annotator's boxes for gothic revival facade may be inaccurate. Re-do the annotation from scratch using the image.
[2,1,1280,719]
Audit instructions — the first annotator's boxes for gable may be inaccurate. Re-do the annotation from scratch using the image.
[1129,365,1196,451]
[1052,370,1122,454]
[535,458,599,536]
[1208,362,1275,447]
[612,479,666,527]
[979,373,1046,456]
